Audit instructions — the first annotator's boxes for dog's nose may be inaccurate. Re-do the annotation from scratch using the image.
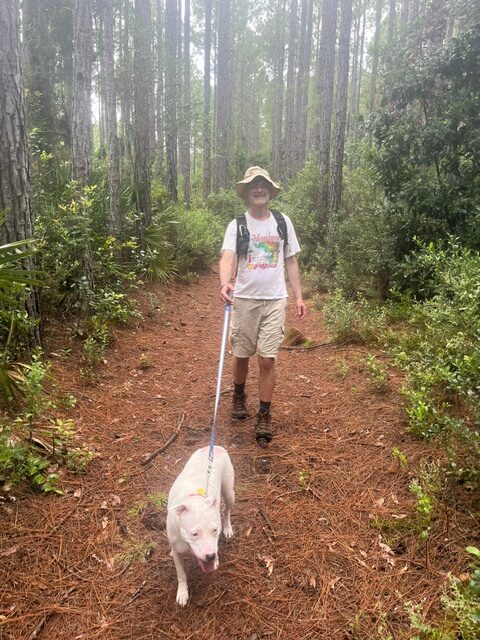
[205,553,216,562]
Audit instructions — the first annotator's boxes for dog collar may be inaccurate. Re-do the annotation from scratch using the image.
[189,488,206,497]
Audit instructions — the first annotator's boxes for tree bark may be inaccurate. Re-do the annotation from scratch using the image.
[155,0,164,178]
[330,0,353,215]
[347,8,360,139]
[388,0,396,44]
[272,0,286,179]
[165,0,178,200]
[294,0,313,171]
[181,0,191,208]
[354,1,366,140]
[71,0,93,184]
[134,0,153,248]
[0,0,41,346]
[71,0,94,297]
[369,0,383,112]
[214,0,232,191]
[103,0,122,238]
[283,0,298,181]
[119,0,134,170]
[203,0,212,198]
[23,0,57,154]
[316,0,338,224]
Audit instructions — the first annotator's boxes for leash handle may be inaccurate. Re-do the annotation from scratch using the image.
[206,302,231,492]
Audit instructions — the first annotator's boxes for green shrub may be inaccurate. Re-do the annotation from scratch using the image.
[0,425,62,494]
[205,189,245,226]
[82,316,110,370]
[280,159,321,273]
[93,289,141,324]
[406,547,480,639]
[324,289,386,343]
[363,354,390,393]
[172,207,224,277]
[392,241,480,482]
[325,163,396,300]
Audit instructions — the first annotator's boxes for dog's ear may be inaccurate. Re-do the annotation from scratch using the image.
[175,504,189,516]
[205,496,217,508]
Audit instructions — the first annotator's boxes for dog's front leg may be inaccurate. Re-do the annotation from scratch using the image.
[171,548,189,606]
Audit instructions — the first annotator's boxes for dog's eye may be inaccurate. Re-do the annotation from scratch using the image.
[192,532,199,537]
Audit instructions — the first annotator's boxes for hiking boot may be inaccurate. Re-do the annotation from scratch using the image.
[255,411,272,448]
[232,392,248,420]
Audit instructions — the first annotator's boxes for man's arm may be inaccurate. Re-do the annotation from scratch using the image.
[219,249,236,303]
[285,255,307,319]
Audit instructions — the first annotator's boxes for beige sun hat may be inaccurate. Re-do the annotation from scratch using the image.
[236,166,281,201]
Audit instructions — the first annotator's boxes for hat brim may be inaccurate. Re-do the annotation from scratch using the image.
[236,177,281,202]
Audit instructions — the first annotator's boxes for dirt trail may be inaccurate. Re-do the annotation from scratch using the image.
[0,272,475,639]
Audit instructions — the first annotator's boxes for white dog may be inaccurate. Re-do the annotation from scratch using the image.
[166,445,234,606]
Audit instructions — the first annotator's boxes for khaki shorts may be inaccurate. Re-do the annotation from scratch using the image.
[231,298,287,358]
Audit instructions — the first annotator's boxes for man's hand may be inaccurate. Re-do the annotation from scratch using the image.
[295,297,307,320]
[220,282,234,304]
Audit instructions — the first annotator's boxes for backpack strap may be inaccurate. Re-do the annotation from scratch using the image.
[235,214,250,259]
[271,210,289,251]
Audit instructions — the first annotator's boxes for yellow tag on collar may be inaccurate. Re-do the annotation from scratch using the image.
[195,488,206,497]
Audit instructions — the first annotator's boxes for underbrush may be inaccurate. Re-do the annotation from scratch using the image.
[323,237,480,636]
[323,240,480,487]
[1,157,227,491]
[0,349,95,493]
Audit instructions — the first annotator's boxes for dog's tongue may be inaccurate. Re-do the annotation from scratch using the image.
[197,558,216,574]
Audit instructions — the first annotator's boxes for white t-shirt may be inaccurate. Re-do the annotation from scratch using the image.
[221,210,300,299]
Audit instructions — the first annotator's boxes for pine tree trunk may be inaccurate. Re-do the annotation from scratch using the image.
[369,0,383,112]
[0,0,41,347]
[134,0,153,248]
[272,0,286,179]
[23,0,57,154]
[354,1,366,141]
[388,0,396,44]
[294,0,313,171]
[347,10,360,139]
[330,0,353,216]
[103,0,122,238]
[165,0,178,200]
[181,0,191,208]
[203,0,212,198]
[71,0,93,184]
[316,0,338,224]
[72,0,94,297]
[155,0,164,178]
[120,0,134,171]
[283,0,298,181]
[214,0,232,191]
[401,0,409,27]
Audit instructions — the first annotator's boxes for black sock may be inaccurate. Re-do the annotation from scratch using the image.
[234,382,245,397]
[259,400,271,414]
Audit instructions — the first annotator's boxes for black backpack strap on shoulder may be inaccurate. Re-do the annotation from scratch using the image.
[270,209,289,250]
[236,214,250,259]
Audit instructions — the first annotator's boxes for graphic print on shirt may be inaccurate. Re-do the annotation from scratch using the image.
[246,233,281,270]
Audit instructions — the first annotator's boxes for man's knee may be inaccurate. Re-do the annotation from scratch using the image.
[258,356,275,372]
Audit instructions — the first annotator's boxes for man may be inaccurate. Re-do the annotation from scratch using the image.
[219,166,306,447]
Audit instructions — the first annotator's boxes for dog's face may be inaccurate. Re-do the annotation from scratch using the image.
[176,497,221,573]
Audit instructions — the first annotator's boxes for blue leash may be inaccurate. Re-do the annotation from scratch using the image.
[205,302,231,494]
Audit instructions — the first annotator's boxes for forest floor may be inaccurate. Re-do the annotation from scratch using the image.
[0,271,478,640]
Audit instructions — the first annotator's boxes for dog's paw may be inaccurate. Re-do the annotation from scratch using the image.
[176,584,189,607]
[223,523,233,539]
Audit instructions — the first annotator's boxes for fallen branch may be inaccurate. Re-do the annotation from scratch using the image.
[141,412,186,466]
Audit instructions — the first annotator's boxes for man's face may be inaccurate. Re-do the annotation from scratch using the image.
[246,178,271,208]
